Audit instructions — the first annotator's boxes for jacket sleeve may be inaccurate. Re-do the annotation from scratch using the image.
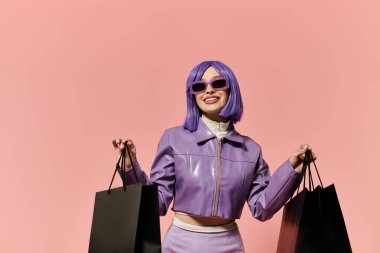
[246,146,303,221]
[116,160,149,185]
[117,129,175,216]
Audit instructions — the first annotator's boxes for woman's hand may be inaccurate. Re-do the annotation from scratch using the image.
[289,144,317,173]
[111,138,137,170]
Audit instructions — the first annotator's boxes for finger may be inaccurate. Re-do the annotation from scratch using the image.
[298,148,308,156]
[114,147,122,156]
[297,144,308,151]
[112,139,118,148]
[301,144,311,154]
[126,141,135,148]
[123,139,136,148]
[123,138,132,144]
[112,139,123,151]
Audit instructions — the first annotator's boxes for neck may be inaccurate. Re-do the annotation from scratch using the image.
[201,113,229,123]
[201,114,231,139]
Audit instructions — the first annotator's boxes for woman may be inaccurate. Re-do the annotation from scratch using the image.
[112,60,316,253]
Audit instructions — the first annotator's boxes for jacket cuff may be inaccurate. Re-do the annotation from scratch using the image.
[283,158,304,178]
[117,160,144,185]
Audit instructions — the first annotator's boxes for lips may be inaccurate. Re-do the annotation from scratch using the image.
[204,96,220,104]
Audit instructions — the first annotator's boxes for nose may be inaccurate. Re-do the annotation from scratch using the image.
[204,83,215,94]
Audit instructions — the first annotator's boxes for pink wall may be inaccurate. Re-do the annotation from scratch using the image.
[1,0,379,252]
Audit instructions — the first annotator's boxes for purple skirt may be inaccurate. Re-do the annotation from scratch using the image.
[162,223,245,253]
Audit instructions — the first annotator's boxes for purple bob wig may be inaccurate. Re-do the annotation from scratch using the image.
[183,60,244,131]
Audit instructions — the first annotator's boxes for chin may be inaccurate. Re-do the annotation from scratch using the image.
[202,109,222,116]
[201,107,220,113]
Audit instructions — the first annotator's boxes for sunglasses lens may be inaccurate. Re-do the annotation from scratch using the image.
[212,79,227,89]
[192,83,206,93]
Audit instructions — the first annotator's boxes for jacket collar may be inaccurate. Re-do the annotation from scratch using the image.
[194,117,244,144]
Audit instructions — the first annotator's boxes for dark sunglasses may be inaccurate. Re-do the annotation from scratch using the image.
[190,77,230,94]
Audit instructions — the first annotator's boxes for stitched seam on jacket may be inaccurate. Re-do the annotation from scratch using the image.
[265,174,295,209]
[173,153,214,157]
[173,153,257,164]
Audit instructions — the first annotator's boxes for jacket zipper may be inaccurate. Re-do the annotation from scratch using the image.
[213,137,223,216]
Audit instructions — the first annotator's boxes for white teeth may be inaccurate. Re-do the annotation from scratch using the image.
[205,97,218,102]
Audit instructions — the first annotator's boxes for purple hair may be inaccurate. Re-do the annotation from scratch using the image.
[183,60,244,131]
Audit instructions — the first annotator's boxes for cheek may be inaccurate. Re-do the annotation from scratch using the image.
[220,92,229,105]
[194,95,203,107]
[195,94,201,102]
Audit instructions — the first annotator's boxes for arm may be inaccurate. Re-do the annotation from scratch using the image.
[116,160,149,185]
[247,147,303,221]
[117,129,175,216]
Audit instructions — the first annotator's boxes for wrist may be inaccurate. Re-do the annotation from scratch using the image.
[289,156,302,171]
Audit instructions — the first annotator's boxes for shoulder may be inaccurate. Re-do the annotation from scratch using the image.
[234,128,263,153]
[163,125,189,135]
[160,125,192,141]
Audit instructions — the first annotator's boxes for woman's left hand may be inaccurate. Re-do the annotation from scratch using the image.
[289,144,317,173]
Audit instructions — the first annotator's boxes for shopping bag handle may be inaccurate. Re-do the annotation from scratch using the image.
[107,145,139,195]
[295,149,324,195]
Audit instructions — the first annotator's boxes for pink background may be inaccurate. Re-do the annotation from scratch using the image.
[1,0,379,252]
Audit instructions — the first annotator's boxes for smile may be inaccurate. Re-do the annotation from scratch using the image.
[204,97,220,104]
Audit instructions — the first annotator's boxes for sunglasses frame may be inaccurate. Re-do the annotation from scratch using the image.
[190,77,230,95]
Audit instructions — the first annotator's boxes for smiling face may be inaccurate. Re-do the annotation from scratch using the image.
[195,66,230,122]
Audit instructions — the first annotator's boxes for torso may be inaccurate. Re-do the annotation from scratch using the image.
[162,117,260,220]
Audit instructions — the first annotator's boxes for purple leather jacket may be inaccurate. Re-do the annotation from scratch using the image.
[118,119,302,221]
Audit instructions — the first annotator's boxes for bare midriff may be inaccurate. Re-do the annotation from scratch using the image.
[175,212,235,226]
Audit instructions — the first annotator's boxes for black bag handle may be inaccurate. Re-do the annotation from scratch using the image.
[107,144,139,195]
[295,149,324,195]
[125,144,139,182]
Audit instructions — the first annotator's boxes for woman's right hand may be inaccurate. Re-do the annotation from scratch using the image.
[112,138,137,170]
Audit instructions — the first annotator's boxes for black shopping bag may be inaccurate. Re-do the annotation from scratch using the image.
[89,150,161,253]
[276,150,352,253]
